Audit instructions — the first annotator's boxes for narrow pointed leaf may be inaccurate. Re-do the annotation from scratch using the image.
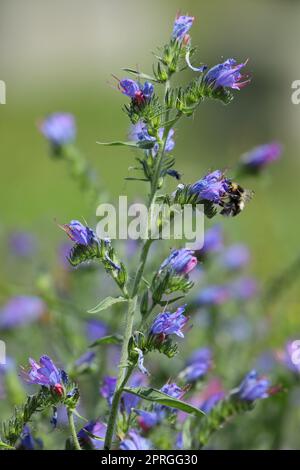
[89,334,123,347]
[123,387,205,418]
[87,296,127,314]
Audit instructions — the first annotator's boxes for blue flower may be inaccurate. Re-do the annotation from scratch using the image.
[204,59,250,91]
[172,15,194,41]
[190,170,230,204]
[75,351,95,368]
[159,248,197,275]
[18,426,43,450]
[220,244,250,271]
[180,348,212,382]
[235,370,271,402]
[100,376,117,406]
[197,285,230,306]
[160,382,183,399]
[86,319,108,343]
[122,373,148,414]
[120,430,152,450]
[130,122,175,156]
[135,410,160,431]
[40,113,76,147]
[8,231,37,257]
[0,296,45,330]
[21,355,66,396]
[229,277,258,301]
[150,306,189,338]
[277,340,300,374]
[77,421,106,450]
[201,225,224,254]
[119,79,154,105]
[59,220,98,247]
[240,142,282,172]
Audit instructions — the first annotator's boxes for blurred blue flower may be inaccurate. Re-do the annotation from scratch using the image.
[40,113,76,147]
[120,430,152,450]
[240,142,282,172]
[180,348,212,382]
[220,244,250,271]
[77,420,106,450]
[75,351,95,368]
[197,285,230,306]
[235,370,271,402]
[204,59,250,91]
[100,376,117,406]
[86,319,108,343]
[229,277,258,301]
[135,409,161,431]
[0,296,45,330]
[201,225,224,254]
[151,306,189,338]
[277,340,300,374]
[122,372,148,414]
[8,231,37,257]
[18,425,43,450]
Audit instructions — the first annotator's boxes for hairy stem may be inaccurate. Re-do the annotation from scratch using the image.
[67,408,81,450]
[104,297,137,449]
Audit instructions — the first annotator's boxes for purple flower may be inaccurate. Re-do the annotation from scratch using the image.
[75,351,95,368]
[39,113,76,146]
[86,319,108,343]
[190,170,230,204]
[277,340,300,374]
[0,296,45,330]
[150,306,189,338]
[235,370,271,402]
[159,248,197,275]
[197,285,230,306]
[100,376,117,406]
[119,79,154,105]
[160,382,184,399]
[198,379,225,413]
[8,231,37,257]
[220,244,250,270]
[21,355,65,396]
[240,142,282,172]
[122,372,148,414]
[172,15,194,41]
[229,277,258,301]
[180,348,212,382]
[130,122,175,156]
[59,220,98,247]
[18,426,43,450]
[120,430,152,450]
[204,58,250,91]
[135,410,161,431]
[77,420,106,450]
[201,225,224,254]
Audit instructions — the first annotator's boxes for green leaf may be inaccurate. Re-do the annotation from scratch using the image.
[89,334,123,347]
[123,387,205,418]
[87,296,127,314]
[97,140,155,150]
[122,68,159,83]
[0,440,15,450]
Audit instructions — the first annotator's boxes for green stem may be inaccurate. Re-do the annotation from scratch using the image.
[67,408,81,450]
[103,78,179,450]
[104,297,137,449]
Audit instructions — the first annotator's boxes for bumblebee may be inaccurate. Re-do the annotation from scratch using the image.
[220,182,254,217]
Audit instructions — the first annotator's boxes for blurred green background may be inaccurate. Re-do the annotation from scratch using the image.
[1,0,300,449]
[1,0,300,281]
